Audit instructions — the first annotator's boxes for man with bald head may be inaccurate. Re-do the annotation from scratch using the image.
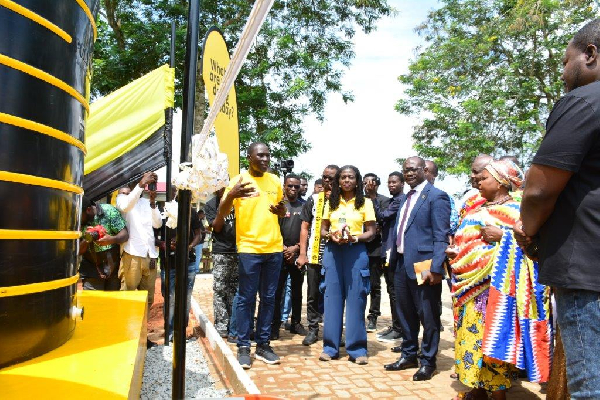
[384,157,451,381]
[218,142,287,369]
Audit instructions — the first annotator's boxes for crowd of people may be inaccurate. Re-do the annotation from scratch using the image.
[77,19,600,398]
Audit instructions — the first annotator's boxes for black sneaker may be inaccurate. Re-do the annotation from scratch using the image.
[302,330,318,346]
[284,321,291,331]
[238,346,252,369]
[227,335,238,344]
[377,329,402,343]
[366,317,377,332]
[217,329,228,338]
[290,322,308,336]
[377,326,393,337]
[254,343,281,365]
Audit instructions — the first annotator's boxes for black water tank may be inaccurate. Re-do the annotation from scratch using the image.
[0,0,99,367]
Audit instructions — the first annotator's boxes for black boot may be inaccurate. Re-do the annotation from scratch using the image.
[270,322,281,340]
[302,330,318,346]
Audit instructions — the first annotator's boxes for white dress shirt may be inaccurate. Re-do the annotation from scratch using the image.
[397,179,428,254]
[116,184,163,258]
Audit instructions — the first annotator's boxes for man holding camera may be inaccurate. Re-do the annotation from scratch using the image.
[117,171,163,314]
[79,196,129,290]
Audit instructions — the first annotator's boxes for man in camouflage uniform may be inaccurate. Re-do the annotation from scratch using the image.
[205,187,238,338]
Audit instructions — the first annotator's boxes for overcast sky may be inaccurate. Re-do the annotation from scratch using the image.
[163,0,468,197]
[292,0,466,195]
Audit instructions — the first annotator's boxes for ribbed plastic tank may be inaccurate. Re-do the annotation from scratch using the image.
[0,0,99,367]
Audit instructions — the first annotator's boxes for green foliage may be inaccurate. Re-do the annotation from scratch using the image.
[92,0,392,164]
[396,0,597,174]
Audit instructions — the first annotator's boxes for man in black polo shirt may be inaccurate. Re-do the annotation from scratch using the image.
[271,173,307,339]
[518,19,600,397]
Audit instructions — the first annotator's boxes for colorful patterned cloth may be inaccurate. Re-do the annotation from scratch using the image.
[455,294,518,391]
[451,200,552,384]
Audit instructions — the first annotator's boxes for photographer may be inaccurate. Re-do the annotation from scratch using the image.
[79,196,129,290]
[116,171,163,314]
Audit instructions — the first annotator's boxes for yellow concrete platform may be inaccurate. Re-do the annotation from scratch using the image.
[0,290,148,399]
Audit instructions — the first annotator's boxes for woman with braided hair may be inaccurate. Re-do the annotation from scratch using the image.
[319,165,377,365]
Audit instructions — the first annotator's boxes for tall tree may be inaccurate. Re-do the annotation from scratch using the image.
[92,0,392,166]
[396,0,597,175]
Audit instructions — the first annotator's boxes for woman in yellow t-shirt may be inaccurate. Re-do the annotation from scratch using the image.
[319,165,377,365]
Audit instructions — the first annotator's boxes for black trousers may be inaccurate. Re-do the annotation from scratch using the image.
[273,261,305,326]
[82,276,121,291]
[368,256,402,332]
[306,263,323,332]
[394,254,442,367]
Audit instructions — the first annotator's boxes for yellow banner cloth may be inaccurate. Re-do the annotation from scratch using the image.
[84,64,175,174]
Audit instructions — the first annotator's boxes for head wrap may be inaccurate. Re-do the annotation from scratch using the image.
[485,160,524,192]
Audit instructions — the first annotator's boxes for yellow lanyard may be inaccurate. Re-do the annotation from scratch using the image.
[309,192,326,264]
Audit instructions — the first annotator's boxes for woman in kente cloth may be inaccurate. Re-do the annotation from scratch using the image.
[447,160,552,400]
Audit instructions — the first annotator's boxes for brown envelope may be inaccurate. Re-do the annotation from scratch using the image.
[413,259,432,285]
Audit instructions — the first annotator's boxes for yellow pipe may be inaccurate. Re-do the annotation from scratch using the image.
[0,171,84,194]
[0,274,79,298]
[73,0,97,41]
[0,0,72,43]
[0,229,81,240]
[0,112,87,154]
[0,54,89,111]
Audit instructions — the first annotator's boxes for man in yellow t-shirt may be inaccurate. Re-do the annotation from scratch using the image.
[217,142,286,369]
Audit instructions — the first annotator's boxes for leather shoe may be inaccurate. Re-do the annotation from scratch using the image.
[384,357,418,371]
[391,345,402,353]
[413,365,436,381]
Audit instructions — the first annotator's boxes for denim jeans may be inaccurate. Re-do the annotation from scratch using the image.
[280,275,292,322]
[160,261,197,341]
[555,288,600,399]
[229,288,256,337]
[236,252,283,347]
[194,244,203,273]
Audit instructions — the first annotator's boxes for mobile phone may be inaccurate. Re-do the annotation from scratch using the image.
[147,182,157,191]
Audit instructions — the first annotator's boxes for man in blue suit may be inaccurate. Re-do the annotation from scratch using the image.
[383,156,450,381]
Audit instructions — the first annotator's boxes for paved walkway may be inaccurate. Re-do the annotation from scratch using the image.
[192,273,546,399]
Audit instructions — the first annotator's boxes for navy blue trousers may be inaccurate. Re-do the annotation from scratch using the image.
[322,242,370,359]
[394,254,442,367]
[236,252,283,347]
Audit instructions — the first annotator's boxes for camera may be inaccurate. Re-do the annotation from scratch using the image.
[147,182,157,191]
[280,159,294,174]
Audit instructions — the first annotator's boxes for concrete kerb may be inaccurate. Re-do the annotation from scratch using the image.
[190,297,260,395]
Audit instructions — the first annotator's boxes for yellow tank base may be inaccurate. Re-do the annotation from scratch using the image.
[0,290,148,399]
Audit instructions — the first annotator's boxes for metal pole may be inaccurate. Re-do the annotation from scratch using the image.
[173,1,200,398]
[163,20,176,346]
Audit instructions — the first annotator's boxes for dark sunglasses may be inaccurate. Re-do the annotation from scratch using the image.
[286,184,300,189]
[321,175,335,181]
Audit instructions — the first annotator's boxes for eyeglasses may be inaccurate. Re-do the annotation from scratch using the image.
[402,167,423,174]
[321,175,335,181]
[286,184,300,189]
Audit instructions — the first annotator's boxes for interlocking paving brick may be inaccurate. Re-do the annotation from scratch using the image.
[192,273,545,399]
